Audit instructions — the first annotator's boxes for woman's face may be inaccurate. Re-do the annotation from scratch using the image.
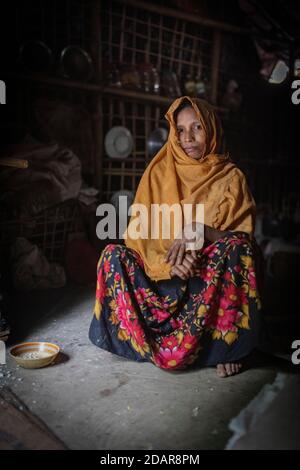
[176,106,207,160]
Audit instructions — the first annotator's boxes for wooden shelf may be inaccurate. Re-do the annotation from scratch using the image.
[6,72,171,105]
[118,0,251,36]
[4,0,295,210]
[6,73,229,113]
[5,0,233,199]
[118,0,289,47]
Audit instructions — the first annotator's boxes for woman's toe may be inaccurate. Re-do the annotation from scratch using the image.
[216,364,227,377]
[232,362,242,375]
[216,362,243,378]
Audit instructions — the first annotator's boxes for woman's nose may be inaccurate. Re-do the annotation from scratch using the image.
[184,131,194,142]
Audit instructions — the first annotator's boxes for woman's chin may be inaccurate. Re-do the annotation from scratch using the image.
[186,153,201,160]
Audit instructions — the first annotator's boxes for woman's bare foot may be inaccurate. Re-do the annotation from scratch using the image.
[216,362,242,378]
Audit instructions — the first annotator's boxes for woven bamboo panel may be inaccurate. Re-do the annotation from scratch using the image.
[101,95,168,199]
[7,0,299,213]
[15,0,92,49]
[0,200,82,262]
[101,0,214,89]
[100,0,215,198]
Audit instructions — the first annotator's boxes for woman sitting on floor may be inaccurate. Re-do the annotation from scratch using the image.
[89,96,263,378]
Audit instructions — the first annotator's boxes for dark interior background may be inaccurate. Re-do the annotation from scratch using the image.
[0,0,300,351]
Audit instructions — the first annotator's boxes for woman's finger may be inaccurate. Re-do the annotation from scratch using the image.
[165,242,175,262]
[184,253,199,271]
[184,253,197,265]
[165,245,174,263]
[171,265,187,280]
[171,264,186,279]
[169,244,181,266]
[174,264,189,280]
[181,257,195,277]
[175,243,186,266]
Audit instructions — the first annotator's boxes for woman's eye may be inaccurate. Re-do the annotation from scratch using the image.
[177,128,183,133]
[194,124,201,130]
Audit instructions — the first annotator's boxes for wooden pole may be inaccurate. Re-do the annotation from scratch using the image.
[211,29,221,105]
[89,0,103,194]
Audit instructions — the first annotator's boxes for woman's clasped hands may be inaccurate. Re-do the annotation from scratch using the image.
[164,222,204,280]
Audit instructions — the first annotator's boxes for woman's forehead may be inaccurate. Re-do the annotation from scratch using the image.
[176,107,201,124]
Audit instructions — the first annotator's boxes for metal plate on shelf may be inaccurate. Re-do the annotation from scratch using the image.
[59,45,94,81]
[104,126,134,159]
[19,40,53,73]
[147,127,168,157]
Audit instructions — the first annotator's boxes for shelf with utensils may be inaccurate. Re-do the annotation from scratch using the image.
[5,72,228,113]
[5,0,242,201]
[5,72,172,105]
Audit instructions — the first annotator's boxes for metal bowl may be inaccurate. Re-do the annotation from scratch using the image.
[10,342,60,369]
[19,40,53,73]
[147,127,168,157]
[60,45,94,81]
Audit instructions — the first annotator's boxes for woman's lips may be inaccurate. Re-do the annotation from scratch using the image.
[184,147,198,154]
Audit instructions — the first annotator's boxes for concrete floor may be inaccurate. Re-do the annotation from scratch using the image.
[0,285,294,450]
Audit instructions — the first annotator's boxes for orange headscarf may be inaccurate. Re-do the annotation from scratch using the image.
[124,96,256,281]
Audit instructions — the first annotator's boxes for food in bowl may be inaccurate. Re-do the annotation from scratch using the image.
[10,342,60,369]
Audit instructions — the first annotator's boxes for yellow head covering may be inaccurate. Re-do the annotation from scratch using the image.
[124,96,256,281]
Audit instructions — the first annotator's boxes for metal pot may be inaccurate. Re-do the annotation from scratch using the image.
[147,127,168,158]
[59,45,94,81]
